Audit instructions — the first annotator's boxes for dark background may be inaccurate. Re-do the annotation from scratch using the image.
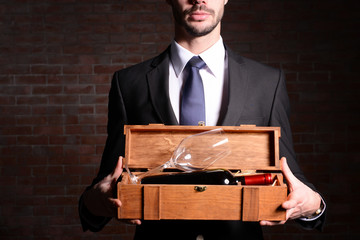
[0,0,359,239]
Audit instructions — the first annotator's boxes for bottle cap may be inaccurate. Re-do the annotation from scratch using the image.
[263,173,273,185]
[244,173,273,185]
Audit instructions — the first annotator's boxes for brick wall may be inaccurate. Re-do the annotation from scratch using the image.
[0,0,359,239]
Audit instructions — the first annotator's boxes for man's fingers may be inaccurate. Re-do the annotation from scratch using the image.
[121,219,142,225]
[109,198,122,208]
[260,220,286,226]
[106,198,122,217]
[128,219,142,225]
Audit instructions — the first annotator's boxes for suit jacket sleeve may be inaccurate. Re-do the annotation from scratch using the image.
[269,69,326,230]
[79,71,128,232]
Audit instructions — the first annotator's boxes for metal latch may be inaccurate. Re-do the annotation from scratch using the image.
[194,186,207,192]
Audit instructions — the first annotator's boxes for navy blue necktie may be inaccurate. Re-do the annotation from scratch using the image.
[180,56,206,125]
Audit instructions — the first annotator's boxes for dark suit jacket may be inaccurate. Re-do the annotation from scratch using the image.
[79,45,326,239]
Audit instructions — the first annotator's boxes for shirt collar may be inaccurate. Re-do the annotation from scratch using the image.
[170,37,225,78]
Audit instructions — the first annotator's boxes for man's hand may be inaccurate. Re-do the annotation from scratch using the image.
[82,156,142,225]
[260,157,321,226]
[83,156,124,217]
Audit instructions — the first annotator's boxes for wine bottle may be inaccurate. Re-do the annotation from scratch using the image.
[140,169,273,185]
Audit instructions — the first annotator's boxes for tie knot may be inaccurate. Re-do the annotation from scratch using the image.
[188,56,206,69]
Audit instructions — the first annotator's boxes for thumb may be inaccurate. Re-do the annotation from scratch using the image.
[111,156,124,180]
[280,157,300,191]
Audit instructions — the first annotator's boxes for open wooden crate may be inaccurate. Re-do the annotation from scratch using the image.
[117,124,287,221]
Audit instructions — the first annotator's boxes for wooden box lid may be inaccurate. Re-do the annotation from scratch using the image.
[124,124,281,171]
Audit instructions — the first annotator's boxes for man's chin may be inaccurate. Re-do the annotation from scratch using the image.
[184,22,218,37]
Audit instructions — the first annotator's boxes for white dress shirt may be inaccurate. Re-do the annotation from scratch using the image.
[168,37,228,126]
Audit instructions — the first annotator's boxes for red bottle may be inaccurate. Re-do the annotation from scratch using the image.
[141,169,274,185]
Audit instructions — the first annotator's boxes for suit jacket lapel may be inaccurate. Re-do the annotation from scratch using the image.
[147,47,178,125]
[220,48,249,126]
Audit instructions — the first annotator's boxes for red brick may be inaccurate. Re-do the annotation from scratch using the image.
[17,96,48,105]
[78,14,108,24]
[96,145,105,155]
[48,196,78,205]
[96,84,110,94]
[49,135,80,145]
[125,3,157,13]
[33,85,63,95]
[155,21,173,32]
[79,115,107,125]
[95,105,108,115]
[94,65,124,74]
[65,125,95,135]
[47,55,80,65]
[32,105,63,115]
[32,146,63,157]
[47,75,78,84]
[63,65,93,74]
[110,33,141,44]
[0,126,32,135]
[0,64,30,74]
[17,136,49,145]
[108,13,138,23]
[81,135,106,145]
[112,55,143,65]
[0,85,31,95]
[79,74,111,84]
[15,75,47,85]
[31,65,62,75]
[0,75,14,84]
[63,45,95,54]
[80,95,107,105]
[299,72,330,82]
[0,136,16,146]
[63,105,94,115]
[49,95,79,105]
[48,176,80,186]
[64,165,96,175]
[49,115,78,125]
[64,84,94,94]
[33,126,64,135]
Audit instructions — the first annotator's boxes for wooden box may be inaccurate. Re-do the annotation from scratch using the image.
[117,124,287,221]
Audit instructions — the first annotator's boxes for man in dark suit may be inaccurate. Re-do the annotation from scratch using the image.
[79,0,326,239]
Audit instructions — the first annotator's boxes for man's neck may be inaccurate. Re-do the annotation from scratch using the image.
[174,25,221,55]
